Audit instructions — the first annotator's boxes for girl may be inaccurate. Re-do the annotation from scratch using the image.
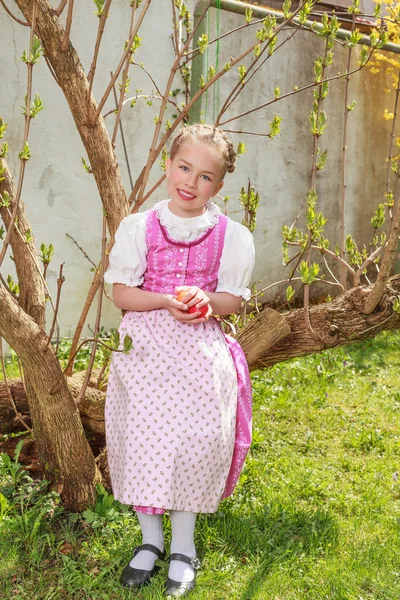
[104,124,255,598]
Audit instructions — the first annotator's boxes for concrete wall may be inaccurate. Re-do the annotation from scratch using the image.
[0,1,394,338]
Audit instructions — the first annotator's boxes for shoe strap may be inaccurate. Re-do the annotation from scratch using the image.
[133,543,164,559]
[169,553,201,570]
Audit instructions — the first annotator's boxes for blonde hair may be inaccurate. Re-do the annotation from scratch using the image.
[170,124,236,177]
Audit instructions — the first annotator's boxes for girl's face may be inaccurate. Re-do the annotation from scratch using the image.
[166,140,224,218]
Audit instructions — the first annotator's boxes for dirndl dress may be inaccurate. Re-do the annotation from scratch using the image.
[105,208,252,513]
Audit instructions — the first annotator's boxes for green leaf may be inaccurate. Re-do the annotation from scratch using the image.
[197,33,208,55]
[245,7,253,23]
[18,141,31,161]
[316,148,328,171]
[123,335,133,354]
[283,0,292,19]
[348,0,361,14]
[238,64,247,82]
[286,285,294,302]
[25,228,33,244]
[7,275,19,296]
[371,204,385,229]
[0,141,9,159]
[268,115,281,139]
[347,29,363,48]
[237,142,246,156]
[94,0,106,17]
[0,118,8,139]
[82,157,93,174]
[40,242,55,266]
[110,330,120,350]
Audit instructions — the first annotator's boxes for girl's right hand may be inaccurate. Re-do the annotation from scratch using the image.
[163,294,209,324]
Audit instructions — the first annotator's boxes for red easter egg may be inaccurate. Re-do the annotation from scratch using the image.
[176,291,208,316]
[188,304,208,317]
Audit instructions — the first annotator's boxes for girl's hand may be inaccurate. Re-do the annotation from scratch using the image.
[175,286,212,323]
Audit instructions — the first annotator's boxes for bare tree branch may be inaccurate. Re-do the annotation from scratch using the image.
[92,0,152,125]
[60,0,74,52]
[0,0,28,25]
[87,0,112,108]
[111,1,137,146]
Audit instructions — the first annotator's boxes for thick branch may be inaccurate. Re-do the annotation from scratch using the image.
[361,199,400,314]
[0,159,46,328]
[237,275,400,371]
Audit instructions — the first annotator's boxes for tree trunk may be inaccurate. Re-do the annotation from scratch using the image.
[0,288,99,511]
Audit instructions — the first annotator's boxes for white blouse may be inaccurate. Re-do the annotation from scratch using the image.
[104,200,255,299]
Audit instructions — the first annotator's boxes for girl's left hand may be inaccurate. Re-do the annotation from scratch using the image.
[175,286,212,323]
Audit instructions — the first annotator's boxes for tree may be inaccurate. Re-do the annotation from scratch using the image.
[0,0,399,510]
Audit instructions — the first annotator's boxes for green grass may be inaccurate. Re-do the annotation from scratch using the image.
[2,330,400,599]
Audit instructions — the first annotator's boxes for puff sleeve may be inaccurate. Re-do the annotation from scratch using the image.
[104,213,148,287]
[216,220,255,299]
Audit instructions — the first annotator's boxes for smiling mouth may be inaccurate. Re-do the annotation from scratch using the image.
[177,189,196,200]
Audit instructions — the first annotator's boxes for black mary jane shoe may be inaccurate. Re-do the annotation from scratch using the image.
[165,553,201,598]
[120,543,165,589]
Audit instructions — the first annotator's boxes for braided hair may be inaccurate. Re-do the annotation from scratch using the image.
[169,124,236,177]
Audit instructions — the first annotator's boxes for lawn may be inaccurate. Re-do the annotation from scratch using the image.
[1,331,400,599]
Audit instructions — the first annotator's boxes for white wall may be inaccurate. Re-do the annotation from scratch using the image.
[0,1,394,339]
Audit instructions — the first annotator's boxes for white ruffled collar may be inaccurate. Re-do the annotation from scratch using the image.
[153,199,221,234]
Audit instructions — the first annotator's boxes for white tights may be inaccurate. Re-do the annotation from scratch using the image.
[130,510,197,583]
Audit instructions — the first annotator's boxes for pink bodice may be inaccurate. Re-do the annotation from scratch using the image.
[141,209,228,295]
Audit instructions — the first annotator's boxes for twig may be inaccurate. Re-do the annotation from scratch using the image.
[131,174,166,212]
[0,337,32,433]
[0,0,29,25]
[111,75,134,190]
[103,94,178,118]
[45,264,65,348]
[60,0,74,52]
[87,0,112,116]
[222,129,273,137]
[0,0,38,270]
[51,337,124,395]
[303,282,320,341]
[287,242,355,275]
[218,48,376,127]
[92,0,152,125]
[111,1,137,146]
[216,20,303,123]
[323,255,344,291]
[75,215,107,404]
[171,0,180,59]
[95,357,110,390]
[66,233,97,268]
[354,245,385,286]
[130,61,164,97]
[385,65,400,221]
[340,14,355,289]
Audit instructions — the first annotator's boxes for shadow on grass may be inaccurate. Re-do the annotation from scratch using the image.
[203,503,339,600]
